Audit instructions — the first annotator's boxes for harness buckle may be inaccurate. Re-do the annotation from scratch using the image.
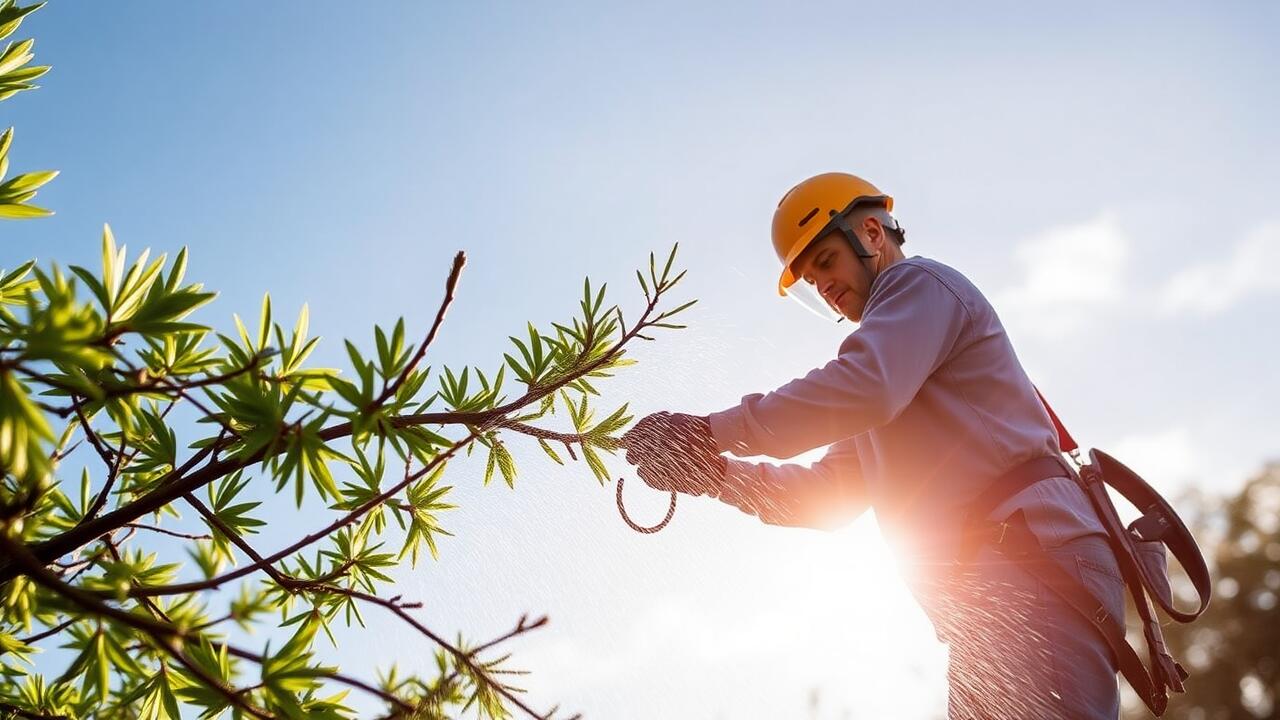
[1068,448,1085,470]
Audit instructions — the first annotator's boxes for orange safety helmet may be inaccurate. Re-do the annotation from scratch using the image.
[772,172,893,296]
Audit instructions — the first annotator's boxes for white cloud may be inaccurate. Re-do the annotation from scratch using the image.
[1158,221,1280,316]
[1107,426,1203,491]
[992,213,1131,340]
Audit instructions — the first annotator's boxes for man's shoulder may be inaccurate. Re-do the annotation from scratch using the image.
[891,255,970,283]
[877,255,983,303]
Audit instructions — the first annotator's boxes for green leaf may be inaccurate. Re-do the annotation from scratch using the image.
[0,200,50,217]
[400,467,455,565]
[660,243,679,286]
[483,439,497,487]
[257,292,272,351]
[374,323,390,374]
[658,298,698,320]
[493,440,516,489]
[0,38,34,76]
[68,264,110,311]
[590,403,631,438]
[0,3,45,43]
[101,223,123,308]
[538,437,564,465]
[0,167,55,193]
[581,444,609,484]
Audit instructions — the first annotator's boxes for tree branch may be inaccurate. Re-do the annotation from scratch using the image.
[18,616,79,645]
[123,522,211,541]
[1,252,672,590]
[121,432,476,598]
[0,702,68,720]
[305,585,556,720]
[14,352,273,419]
[368,251,465,411]
[0,533,274,720]
[76,416,128,527]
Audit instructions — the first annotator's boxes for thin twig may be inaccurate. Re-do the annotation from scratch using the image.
[16,353,272,419]
[369,251,466,411]
[220,643,414,713]
[316,585,551,720]
[123,522,212,541]
[120,433,477,598]
[18,616,79,645]
[79,429,127,526]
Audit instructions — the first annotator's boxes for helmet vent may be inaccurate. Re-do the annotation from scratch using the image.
[798,207,820,227]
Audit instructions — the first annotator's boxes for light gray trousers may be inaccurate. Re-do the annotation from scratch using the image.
[919,534,1125,720]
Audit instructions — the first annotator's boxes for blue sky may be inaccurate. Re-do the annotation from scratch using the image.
[4,2,1278,717]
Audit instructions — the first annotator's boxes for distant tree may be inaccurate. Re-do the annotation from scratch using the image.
[1136,461,1280,720]
[0,4,699,718]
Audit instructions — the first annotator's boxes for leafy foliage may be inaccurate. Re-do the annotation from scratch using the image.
[0,5,698,717]
[0,1,54,220]
[0,230,694,718]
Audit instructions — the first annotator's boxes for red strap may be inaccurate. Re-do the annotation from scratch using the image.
[1034,386,1078,454]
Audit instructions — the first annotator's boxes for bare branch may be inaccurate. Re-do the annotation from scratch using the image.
[369,251,466,411]
[123,522,212,541]
[18,616,80,645]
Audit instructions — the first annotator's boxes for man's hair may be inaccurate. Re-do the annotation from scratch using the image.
[848,204,906,246]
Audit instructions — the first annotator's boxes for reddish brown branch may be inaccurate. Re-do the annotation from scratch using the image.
[18,616,79,645]
[1,252,670,592]
[306,585,555,720]
[368,251,466,411]
[17,353,272,419]
[0,534,274,720]
[124,522,212,541]
[122,432,475,598]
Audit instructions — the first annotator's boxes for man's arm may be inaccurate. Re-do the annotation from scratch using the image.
[711,437,865,530]
[709,263,972,460]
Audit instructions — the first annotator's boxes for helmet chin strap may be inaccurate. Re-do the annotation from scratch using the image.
[832,220,880,323]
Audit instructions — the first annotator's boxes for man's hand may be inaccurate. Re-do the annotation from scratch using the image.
[621,412,726,497]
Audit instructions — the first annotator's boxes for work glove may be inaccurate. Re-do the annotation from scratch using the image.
[620,412,726,497]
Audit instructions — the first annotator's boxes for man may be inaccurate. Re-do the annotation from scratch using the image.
[621,173,1126,719]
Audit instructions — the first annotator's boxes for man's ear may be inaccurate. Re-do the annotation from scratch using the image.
[861,217,885,251]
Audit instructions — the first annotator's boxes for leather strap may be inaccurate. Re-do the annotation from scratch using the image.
[955,455,1075,564]
[1034,385,1079,454]
[964,455,1075,529]
[1083,450,1211,622]
[957,389,1209,716]
[1032,389,1210,622]
[994,511,1174,716]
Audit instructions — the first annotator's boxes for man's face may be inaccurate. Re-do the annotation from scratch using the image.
[793,233,875,322]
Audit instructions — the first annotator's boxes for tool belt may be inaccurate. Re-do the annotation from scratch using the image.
[954,391,1212,717]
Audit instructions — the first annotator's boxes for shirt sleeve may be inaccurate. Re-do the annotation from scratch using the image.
[707,263,972,459]
[712,437,865,530]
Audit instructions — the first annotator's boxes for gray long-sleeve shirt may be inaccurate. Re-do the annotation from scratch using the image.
[707,256,1104,559]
